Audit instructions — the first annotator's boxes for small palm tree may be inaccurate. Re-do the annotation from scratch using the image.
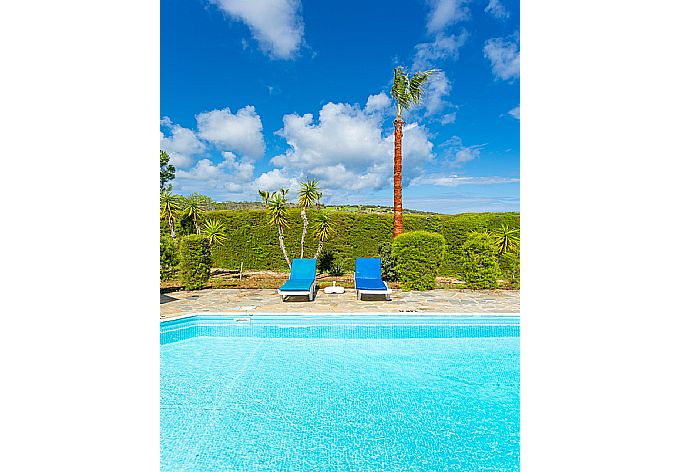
[160,191,181,239]
[182,195,206,235]
[491,224,520,262]
[258,190,272,206]
[297,180,320,258]
[390,66,439,238]
[313,212,334,259]
[267,194,292,268]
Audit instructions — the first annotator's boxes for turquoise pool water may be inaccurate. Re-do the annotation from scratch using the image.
[161,315,519,471]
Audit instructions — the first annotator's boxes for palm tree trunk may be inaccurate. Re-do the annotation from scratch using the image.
[168,217,176,240]
[278,226,291,268]
[300,207,308,258]
[393,117,404,238]
[314,240,323,260]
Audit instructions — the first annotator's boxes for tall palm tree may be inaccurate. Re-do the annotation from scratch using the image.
[491,224,520,262]
[390,66,439,237]
[297,180,320,258]
[267,194,292,268]
[160,191,181,239]
[312,212,334,260]
[182,195,206,235]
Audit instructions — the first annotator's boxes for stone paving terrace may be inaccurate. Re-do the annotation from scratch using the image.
[160,288,519,319]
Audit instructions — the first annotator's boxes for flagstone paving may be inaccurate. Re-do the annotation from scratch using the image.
[160,288,519,319]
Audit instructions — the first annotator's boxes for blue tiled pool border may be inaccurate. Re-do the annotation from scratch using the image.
[161,314,520,345]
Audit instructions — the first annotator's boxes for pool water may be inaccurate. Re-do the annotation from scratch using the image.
[161,316,519,471]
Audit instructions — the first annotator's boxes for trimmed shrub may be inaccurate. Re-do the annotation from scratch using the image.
[160,235,178,281]
[317,249,336,274]
[391,231,446,291]
[459,232,501,289]
[378,240,398,281]
[178,235,211,290]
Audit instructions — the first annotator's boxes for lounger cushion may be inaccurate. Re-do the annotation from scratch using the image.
[355,277,388,291]
[279,278,314,291]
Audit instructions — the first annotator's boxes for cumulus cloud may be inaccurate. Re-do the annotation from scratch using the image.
[412,31,468,70]
[439,136,484,164]
[440,112,456,125]
[364,92,391,114]
[424,71,453,116]
[484,34,520,80]
[175,151,256,195]
[210,0,304,59]
[508,105,520,119]
[485,0,510,19]
[257,100,435,196]
[160,117,205,168]
[426,0,471,33]
[196,106,266,160]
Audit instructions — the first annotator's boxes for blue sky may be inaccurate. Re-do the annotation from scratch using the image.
[161,0,519,213]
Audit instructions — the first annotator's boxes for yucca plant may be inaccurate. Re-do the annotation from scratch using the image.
[181,195,206,235]
[297,180,320,258]
[312,212,334,259]
[491,224,520,263]
[266,194,292,268]
[390,66,439,238]
[201,219,227,247]
[160,190,181,239]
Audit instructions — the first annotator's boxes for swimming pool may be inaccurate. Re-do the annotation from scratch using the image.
[161,315,519,470]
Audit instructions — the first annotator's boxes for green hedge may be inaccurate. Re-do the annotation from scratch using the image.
[391,231,447,290]
[178,235,211,290]
[161,209,519,277]
[459,232,501,289]
[160,235,178,281]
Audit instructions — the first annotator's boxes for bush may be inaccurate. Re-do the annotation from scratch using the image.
[317,249,336,274]
[160,235,178,281]
[328,260,345,276]
[391,231,446,291]
[178,235,211,290]
[378,240,397,281]
[500,251,520,289]
[459,232,501,289]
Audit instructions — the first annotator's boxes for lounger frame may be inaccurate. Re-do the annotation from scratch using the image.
[278,281,317,302]
[355,282,392,301]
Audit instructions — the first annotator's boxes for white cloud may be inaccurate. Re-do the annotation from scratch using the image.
[159,118,205,168]
[424,70,452,116]
[364,92,391,114]
[195,106,266,159]
[484,35,520,80]
[485,0,510,19]
[175,151,257,196]
[258,100,435,196]
[440,112,456,125]
[439,136,484,164]
[412,31,468,70]
[508,105,520,119]
[426,0,470,33]
[411,174,519,186]
[210,0,304,59]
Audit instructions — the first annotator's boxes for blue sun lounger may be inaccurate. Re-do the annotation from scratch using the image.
[355,258,391,300]
[278,258,317,301]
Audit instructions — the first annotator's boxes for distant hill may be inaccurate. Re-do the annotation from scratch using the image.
[208,201,440,215]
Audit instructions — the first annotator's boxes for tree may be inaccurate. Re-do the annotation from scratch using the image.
[258,190,272,206]
[266,193,292,268]
[160,190,181,239]
[491,224,520,263]
[390,66,439,238]
[181,195,206,235]
[312,212,333,259]
[160,150,175,193]
[297,179,320,258]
